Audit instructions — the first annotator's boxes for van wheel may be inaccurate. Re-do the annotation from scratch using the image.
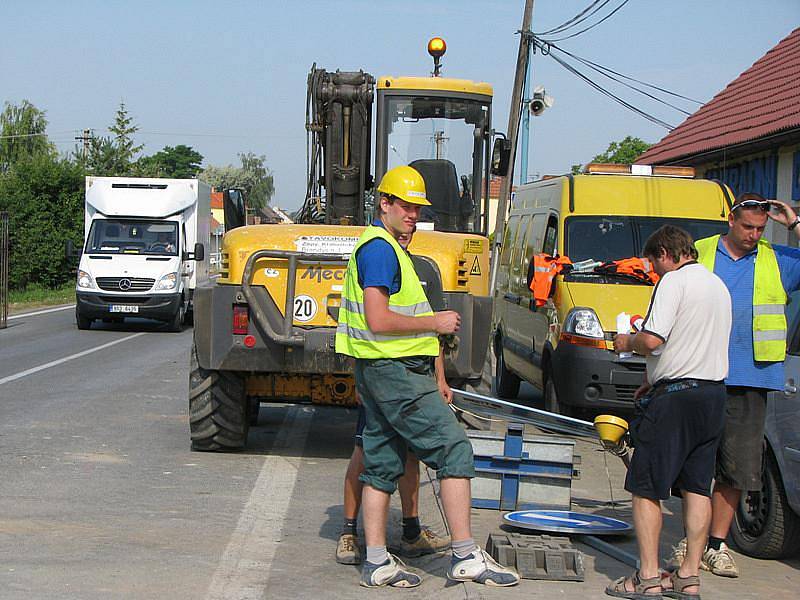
[76,308,92,330]
[545,377,578,418]
[169,302,185,333]
[732,448,800,559]
[494,342,520,399]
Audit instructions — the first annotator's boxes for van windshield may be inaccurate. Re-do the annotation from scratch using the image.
[85,219,179,256]
[565,216,728,264]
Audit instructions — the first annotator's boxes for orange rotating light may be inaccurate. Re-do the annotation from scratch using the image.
[427,37,447,58]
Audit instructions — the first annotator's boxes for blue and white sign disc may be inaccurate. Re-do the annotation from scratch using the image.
[503,510,632,535]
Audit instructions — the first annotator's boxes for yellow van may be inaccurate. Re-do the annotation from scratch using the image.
[492,164,731,416]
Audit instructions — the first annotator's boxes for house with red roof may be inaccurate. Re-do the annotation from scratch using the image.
[638,27,800,242]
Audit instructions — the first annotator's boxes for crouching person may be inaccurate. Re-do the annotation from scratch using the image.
[335,165,520,589]
[608,225,731,599]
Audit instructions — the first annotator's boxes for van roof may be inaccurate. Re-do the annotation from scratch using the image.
[516,175,731,220]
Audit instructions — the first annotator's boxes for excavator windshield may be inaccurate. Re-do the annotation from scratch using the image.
[376,82,492,235]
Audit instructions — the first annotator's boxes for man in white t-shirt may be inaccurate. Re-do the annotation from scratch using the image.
[606,225,731,600]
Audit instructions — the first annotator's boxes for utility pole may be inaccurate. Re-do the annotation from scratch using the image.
[490,0,535,289]
[433,130,448,159]
[75,128,92,160]
[520,50,533,185]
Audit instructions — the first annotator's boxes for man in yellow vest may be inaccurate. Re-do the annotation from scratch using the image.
[336,165,520,589]
[670,193,800,578]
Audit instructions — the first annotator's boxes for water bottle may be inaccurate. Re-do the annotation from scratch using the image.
[617,312,632,359]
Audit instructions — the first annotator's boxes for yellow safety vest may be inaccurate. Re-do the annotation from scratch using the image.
[696,235,787,362]
[335,225,439,359]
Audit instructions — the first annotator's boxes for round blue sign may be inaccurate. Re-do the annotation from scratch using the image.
[503,510,632,535]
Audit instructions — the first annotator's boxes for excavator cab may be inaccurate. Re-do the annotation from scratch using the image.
[375,43,493,234]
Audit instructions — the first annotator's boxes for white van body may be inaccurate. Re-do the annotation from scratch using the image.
[74,177,211,330]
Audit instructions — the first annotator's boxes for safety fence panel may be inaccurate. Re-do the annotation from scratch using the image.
[0,212,8,329]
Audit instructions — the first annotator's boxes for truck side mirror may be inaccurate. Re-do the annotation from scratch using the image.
[491,137,511,176]
[183,242,205,262]
[65,239,82,259]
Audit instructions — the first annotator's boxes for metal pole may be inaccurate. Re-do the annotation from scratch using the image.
[489,0,535,290]
[0,212,8,329]
[520,51,532,186]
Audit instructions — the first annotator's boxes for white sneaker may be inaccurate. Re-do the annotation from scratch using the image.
[360,553,422,588]
[702,542,739,578]
[665,537,687,571]
[447,547,520,587]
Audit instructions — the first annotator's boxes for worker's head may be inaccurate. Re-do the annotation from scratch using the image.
[727,192,771,253]
[643,225,698,275]
[376,166,429,236]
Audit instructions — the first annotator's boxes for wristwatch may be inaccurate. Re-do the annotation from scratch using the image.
[789,216,800,231]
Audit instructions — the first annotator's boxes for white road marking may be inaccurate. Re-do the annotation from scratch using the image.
[206,405,314,600]
[8,304,75,320]
[0,332,147,386]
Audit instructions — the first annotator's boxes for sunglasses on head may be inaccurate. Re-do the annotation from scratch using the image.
[731,199,773,212]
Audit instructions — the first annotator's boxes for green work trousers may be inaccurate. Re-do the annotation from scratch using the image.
[355,357,475,494]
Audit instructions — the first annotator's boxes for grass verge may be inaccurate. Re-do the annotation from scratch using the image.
[8,283,75,314]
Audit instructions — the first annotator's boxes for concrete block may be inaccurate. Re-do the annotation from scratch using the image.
[486,532,585,581]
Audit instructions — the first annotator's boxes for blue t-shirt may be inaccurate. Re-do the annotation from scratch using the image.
[356,221,401,295]
[711,237,800,390]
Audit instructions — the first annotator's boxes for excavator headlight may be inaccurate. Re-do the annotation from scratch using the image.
[427,37,446,59]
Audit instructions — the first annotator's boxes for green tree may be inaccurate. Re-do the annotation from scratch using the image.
[592,136,652,164]
[0,153,85,289]
[0,100,55,171]
[202,152,274,209]
[85,101,143,176]
[135,144,204,178]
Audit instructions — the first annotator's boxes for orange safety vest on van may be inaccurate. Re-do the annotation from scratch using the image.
[596,257,659,285]
[529,254,572,307]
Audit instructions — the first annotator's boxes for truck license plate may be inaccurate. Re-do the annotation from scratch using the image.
[110,305,139,313]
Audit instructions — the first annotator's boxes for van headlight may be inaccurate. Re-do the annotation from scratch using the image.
[155,272,178,290]
[77,270,94,289]
[563,308,604,339]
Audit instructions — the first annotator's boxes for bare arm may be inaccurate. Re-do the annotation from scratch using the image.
[613,331,663,357]
[363,286,460,335]
[434,345,452,403]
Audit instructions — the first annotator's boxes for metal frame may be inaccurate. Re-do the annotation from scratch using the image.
[240,248,348,346]
[0,212,8,329]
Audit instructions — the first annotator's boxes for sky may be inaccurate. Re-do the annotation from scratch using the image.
[2,1,799,211]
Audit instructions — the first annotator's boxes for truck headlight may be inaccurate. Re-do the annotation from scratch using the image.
[77,270,94,289]
[563,308,604,339]
[155,272,178,290]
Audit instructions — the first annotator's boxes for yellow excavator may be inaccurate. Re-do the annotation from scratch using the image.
[189,39,499,450]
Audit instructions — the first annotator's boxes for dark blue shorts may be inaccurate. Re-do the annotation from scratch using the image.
[354,405,366,447]
[625,381,726,501]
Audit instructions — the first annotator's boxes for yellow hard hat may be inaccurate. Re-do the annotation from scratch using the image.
[376,165,430,206]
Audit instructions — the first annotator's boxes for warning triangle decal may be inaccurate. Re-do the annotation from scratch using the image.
[470,256,481,276]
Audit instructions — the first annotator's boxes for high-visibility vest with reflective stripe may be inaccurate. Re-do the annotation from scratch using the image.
[529,254,572,307]
[696,235,787,362]
[335,225,440,359]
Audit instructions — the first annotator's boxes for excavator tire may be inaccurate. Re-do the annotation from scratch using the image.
[189,343,248,451]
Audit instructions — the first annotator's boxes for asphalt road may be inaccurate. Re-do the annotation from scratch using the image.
[1,307,798,599]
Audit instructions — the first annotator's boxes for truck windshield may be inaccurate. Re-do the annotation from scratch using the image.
[85,220,179,256]
[565,216,729,264]
[383,95,489,233]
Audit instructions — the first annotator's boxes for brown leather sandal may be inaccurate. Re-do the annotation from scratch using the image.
[605,570,663,599]
[662,570,701,600]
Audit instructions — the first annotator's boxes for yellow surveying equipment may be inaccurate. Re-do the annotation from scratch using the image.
[190,39,497,451]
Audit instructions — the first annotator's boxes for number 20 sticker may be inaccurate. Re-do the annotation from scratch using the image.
[293,295,318,322]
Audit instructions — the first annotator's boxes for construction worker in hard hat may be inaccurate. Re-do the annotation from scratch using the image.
[336,165,520,589]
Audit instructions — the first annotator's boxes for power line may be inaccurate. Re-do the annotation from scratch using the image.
[0,130,76,140]
[545,42,704,105]
[540,40,697,116]
[535,38,675,129]
[536,0,614,36]
[542,0,632,42]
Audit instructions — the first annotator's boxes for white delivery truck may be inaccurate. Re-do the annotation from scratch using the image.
[73,177,211,331]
